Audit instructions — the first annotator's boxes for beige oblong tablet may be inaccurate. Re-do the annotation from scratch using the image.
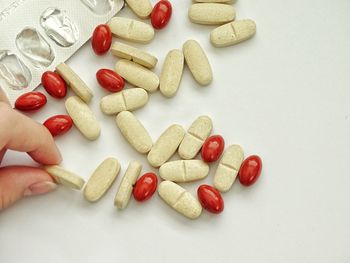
[189,3,235,25]
[111,42,158,69]
[115,59,159,92]
[108,17,154,44]
[84,158,121,202]
[65,96,101,141]
[178,116,212,159]
[44,165,85,190]
[125,0,152,19]
[56,63,93,103]
[114,161,142,209]
[147,125,185,167]
[116,111,153,154]
[100,88,148,115]
[183,40,212,86]
[160,49,184,98]
[158,181,202,219]
[210,19,256,47]
[214,145,244,192]
[159,160,209,183]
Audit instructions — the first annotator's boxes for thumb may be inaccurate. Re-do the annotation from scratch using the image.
[0,166,57,211]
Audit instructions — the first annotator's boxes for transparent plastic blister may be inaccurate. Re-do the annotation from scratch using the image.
[0,0,124,105]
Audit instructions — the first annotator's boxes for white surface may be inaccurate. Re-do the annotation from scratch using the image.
[1,0,350,262]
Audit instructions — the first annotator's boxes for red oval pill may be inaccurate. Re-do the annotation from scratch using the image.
[238,155,262,186]
[133,172,158,202]
[92,24,112,55]
[41,71,67,98]
[197,185,224,214]
[96,69,125,92]
[151,0,172,30]
[201,135,225,163]
[15,91,47,111]
[43,115,73,137]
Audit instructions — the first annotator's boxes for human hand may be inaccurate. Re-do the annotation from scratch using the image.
[0,89,62,211]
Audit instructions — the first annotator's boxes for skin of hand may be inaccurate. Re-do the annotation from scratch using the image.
[0,89,62,211]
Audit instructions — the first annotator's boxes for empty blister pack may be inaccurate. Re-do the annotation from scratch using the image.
[0,0,125,105]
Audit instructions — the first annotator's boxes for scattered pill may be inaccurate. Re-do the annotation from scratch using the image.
[115,160,142,209]
[43,115,73,137]
[238,155,262,186]
[183,40,213,86]
[41,71,67,98]
[159,160,209,183]
[91,24,112,55]
[210,19,256,48]
[44,165,85,190]
[178,116,212,160]
[125,0,152,19]
[15,91,47,111]
[96,68,125,92]
[151,0,173,30]
[197,185,224,214]
[65,96,101,141]
[116,111,153,154]
[201,135,225,163]
[147,124,185,167]
[214,144,244,192]
[115,59,159,92]
[133,172,158,202]
[158,181,202,219]
[189,3,235,25]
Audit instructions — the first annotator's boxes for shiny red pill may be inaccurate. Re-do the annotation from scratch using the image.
[43,115,73,137]
[96,69,125,92]
[238,155,262,186]
[41,71,67,98]
[201,135,225,163]
[197,185,224,214]
[91,24,112,55]
[133,172,158,202]
[15,92,47,111]
[151,0,172,30]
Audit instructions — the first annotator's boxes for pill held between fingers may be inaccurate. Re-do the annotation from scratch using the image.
[183,40,213,86]
[178,116,212,160]
[111,42,158,69]
[116,111,153,154]
[125,0,152,19]
[56,63,93,103]
[65,96,101,141]
[108,17,155,44]
[147,124,185,168]
[160,49,184,98]
[159,160,209,183]
[84,158,121,202]
[158,181,202,219]
[115,59,159,93]
[100,88,149,115]
[114,161,142,210]
[210,19,256,48]
[44,165,85,190]
[214,145,244,192]
[188,3,235,25]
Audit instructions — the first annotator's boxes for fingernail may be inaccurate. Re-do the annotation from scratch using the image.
[24,181,58,197]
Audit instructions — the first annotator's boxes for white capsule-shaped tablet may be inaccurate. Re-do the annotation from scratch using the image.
[44,165,85,190]
[178,116,212,159]
[189,3,235,25]
[210,19,256,47]
[160,49,184,98]
[65,96,101,141]
[114,161,142,209]
[100,88,148,115]
[183,40,213,86]
[125,0,152,19]
[84,158,121,202]
[159,160,209,183]
[56,63,93,103]
[158,181,202,219]
[147,125,185,167]
[111,42,157,69]
[116,59,159,93]
[214,145,244,192]
[108,17,155,44]
[116,111,153,154]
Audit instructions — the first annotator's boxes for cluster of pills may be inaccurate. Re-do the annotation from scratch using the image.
[13,0,262,219]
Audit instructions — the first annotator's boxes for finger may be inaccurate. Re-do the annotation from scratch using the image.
[0,102,62,165]
[0,166,57,211]
[0,88,10,104]
[0,148,6,164]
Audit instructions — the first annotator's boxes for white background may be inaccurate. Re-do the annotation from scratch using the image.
[1,0,350,262]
